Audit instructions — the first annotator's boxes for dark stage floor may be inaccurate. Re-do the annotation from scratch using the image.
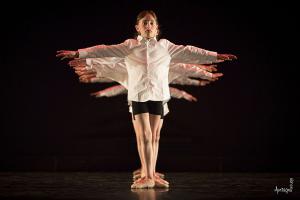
[0,172,299,199]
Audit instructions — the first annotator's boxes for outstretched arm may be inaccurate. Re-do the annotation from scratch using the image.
[170,63,223,81]
[68,58,128,86]
[169,87,197,102]
[164,39,237,64]
[56,39,131,60]
[77,40,131,58]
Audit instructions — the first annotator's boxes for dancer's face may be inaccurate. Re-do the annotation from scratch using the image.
[135,14,158,39]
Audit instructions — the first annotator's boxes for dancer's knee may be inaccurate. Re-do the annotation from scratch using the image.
[141,129,153,144]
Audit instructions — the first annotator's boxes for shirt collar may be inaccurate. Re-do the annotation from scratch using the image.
[137,35,157,43]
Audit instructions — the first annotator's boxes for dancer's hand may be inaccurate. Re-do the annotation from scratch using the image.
[183,92,198,102]
[56,50,78,60]
[209,73,223,81]
[79,74,97,83]
[76,68,97,76]
[217,54,237,61]
[198,80,210,86]
[204,73,223,81]
[68,59,86,67]
[90,91,104,97]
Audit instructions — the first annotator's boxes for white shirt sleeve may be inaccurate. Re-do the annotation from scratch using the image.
[163,39,218,64]
[85,58,128,87]
[78,39,132,58]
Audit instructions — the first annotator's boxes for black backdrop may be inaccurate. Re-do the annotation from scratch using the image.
[1,1,298,172]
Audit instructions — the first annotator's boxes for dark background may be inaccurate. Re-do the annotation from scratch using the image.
[1,1,298,172]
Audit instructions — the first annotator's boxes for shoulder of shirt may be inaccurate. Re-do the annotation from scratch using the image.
[158,38,170,43]
[158,38,173,46]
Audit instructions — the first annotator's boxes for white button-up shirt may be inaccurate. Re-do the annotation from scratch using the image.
[78,35,218,102]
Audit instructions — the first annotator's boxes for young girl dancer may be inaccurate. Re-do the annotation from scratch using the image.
[56,10,237,188]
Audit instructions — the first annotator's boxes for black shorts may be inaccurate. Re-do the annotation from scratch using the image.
[132,101,164,120]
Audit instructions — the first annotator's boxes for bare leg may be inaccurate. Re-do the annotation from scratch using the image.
[131,115,146,178]
[131,113,156,188]
[149,116,169,187]
[149,114,162,176]
[150,119,164,173]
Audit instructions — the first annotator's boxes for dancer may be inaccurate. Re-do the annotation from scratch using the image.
[56,10,237,188]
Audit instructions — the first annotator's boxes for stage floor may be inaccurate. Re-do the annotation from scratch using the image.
[0,172,299,199]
